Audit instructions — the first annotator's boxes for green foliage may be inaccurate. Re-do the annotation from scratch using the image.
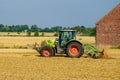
[71,25,85,33]
[51,26,62,32]
[34,30,39,36]
[0,24,29,32]
[88,27,96,36]
[21,25,29,32]
[41,27,51,32]
[71,26,96,36]
[31,25,40,32]
[0,24,96,36]
[41,26,62,32]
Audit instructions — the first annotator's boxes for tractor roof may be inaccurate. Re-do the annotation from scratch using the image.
[60,30,76,32]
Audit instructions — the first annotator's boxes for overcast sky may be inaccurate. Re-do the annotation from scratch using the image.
[0,0,120,27]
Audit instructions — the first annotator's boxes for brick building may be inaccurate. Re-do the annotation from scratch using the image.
[96,3,120,46]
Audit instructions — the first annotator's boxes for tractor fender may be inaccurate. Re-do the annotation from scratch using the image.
[65,40,83,48]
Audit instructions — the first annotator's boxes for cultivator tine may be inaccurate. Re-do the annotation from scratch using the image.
[27,42,40,50]
[102,49,108,58]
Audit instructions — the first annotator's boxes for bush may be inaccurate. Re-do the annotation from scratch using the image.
[17,32,21,35]
[54,32,58,36]
[110,46,120,49]
[27,30,31,36]
[34,31,39,36]
[8,32,10,35]
[41,32,45,36]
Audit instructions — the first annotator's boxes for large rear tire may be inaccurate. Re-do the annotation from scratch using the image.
[40,46,55,57]
[66,42,83,58]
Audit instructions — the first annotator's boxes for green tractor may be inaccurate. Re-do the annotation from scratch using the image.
[35,30,84,58]
[27,30,108,58]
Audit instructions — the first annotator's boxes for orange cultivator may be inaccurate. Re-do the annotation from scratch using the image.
[101,49,108,58]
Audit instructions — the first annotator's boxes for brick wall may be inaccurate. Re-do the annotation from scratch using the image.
[96,3,120,46]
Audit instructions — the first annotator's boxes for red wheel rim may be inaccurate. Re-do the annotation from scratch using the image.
[69,45,79,56]
[43,48,51,57]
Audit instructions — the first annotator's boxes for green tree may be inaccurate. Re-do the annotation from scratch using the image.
[10,25,15,32]
[31,25,39,32]
[89,27,96,36]
[21,25,29,32]
[42,27,50,32]
[51,26,62,32]
[0,24,4,31]
[2,26,10,32]
[71,26,83,34]
[82,27,96,36]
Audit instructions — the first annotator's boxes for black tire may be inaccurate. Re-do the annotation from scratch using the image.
[40,46,55,57]
[66,42,83,58]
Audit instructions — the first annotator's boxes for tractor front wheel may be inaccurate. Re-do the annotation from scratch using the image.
[66,42,83,58]
[40,46,55,57]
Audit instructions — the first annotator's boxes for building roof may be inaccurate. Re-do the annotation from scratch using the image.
[96,3,120,25]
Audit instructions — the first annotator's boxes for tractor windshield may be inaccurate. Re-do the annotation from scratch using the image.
[59,31,76,47]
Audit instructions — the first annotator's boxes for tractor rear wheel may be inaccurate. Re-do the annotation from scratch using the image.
[66,42,83,58]
[40,46,55,57]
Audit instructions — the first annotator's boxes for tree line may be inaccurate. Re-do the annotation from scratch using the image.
[0,24,96,36]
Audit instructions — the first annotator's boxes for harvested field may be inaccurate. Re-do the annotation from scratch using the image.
[0,32,55,37]
[0,49,120,80]
[0,36,120,80]
[0,36,94,48]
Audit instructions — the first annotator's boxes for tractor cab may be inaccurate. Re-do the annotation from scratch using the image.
[59,30,76,47]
